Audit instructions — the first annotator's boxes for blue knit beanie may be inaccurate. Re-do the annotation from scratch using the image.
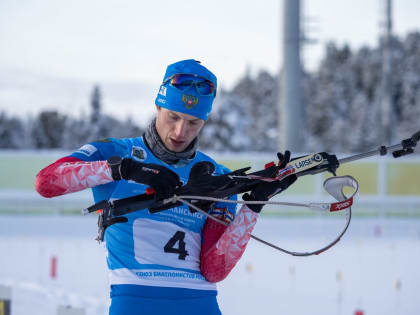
[155,59,217,121]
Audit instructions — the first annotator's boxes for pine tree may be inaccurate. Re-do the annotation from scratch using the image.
[0,112,25,148]
[31,110,67,148]
[90,85,102,124]
[393,32,420,140]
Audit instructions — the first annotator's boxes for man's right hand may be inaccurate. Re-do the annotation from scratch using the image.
[108,157,181,200]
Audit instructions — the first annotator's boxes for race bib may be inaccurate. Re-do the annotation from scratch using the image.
[133,218,202,271]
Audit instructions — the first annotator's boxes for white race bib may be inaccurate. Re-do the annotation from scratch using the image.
[133,218,202,271]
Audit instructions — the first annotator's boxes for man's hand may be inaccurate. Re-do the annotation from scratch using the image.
[109,157,181,200]
[242,151,297,213]
[185,161,232,212]
[187,162,233,192]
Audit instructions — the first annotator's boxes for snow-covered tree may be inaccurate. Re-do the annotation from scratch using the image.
[0,112,25,148]
[305,43,383,152]
[90,85,102,124]
[31,110,67,148]
[2,32,419,152]
[200,70,278,152]
[392,32,420,140]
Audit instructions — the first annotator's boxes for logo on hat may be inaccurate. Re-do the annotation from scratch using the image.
[182,94,199,109]
[159,86,167,96]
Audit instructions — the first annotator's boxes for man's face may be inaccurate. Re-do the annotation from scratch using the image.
[155,107,205,152]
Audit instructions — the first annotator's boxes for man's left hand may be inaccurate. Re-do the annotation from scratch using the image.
[242,151,297,213]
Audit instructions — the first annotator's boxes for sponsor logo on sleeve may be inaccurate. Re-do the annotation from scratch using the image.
[132,146,147,161]
[75,144,98,157]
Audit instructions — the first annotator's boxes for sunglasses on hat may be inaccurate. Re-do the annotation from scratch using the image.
[163,74,216,96]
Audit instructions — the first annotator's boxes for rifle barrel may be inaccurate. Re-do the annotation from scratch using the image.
[339,143,403,165]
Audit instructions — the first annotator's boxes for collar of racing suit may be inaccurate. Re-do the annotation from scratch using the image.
[143,118,197,165]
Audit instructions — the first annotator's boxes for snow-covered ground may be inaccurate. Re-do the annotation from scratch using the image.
[1,215,419,315]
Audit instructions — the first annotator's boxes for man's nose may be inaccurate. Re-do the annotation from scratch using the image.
[174,120,187,138]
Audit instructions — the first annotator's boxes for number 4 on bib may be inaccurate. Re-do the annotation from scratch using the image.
[164,231,189,260]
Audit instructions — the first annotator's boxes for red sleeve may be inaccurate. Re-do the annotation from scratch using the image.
[35,156,113,198]
[200,205,258,283]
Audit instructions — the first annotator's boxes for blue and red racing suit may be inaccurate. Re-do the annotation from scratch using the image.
[35,137,260,315]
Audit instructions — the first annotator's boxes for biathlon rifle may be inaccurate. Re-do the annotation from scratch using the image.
[83,130,419,255]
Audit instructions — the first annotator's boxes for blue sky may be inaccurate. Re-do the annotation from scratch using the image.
[1,0,420,126]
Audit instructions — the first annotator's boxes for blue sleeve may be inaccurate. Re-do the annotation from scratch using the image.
[69,138,129,162]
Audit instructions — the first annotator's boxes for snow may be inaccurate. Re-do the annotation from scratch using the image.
[1,215,419,315]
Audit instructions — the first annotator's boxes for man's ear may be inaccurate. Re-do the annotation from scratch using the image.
[156,105,161,111]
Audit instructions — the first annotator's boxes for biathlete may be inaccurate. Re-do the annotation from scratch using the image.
[35,59,297,315]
